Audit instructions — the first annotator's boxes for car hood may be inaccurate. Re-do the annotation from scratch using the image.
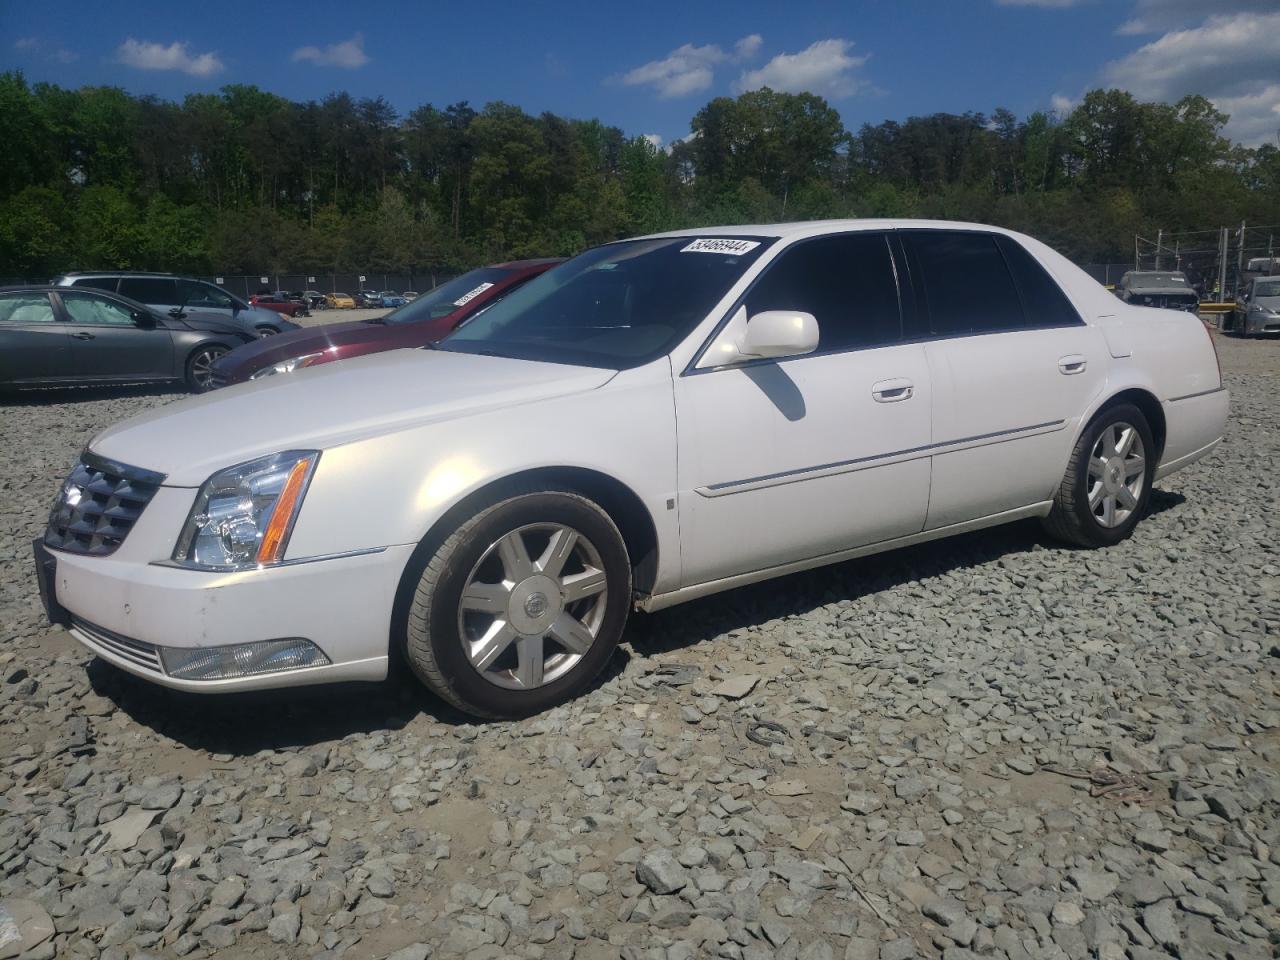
[173,310,251,337]
[90,348,616,486]
[215,319,391,374]
[1127,285,1197,298]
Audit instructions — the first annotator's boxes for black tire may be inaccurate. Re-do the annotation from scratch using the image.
[403,488,631,718]
[255,325,278,337]
[185,344,227,393]
[1042,402,1155,548]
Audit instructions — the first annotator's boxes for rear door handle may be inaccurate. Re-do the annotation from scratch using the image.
[871,378,914,403]
[1058,355,1086,374]
[73,332,96,340]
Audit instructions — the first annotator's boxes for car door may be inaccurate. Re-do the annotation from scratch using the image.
[899,230,1107,529]
[674,232,933,587]
[56,291,174,380]
[0,292,69,384]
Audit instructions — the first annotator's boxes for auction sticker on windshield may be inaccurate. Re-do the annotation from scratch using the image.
[453,282,495,307]
[681,238,761,255]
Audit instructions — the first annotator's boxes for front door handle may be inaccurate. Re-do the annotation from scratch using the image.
[1058,354,1086,375]
[73,332,96,340]
[871,378,914,403]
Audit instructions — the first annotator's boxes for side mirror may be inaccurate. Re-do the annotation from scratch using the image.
[698,306,820,368]
[741,310,819,359]
[168,306,186,318]
[134,311,157,328]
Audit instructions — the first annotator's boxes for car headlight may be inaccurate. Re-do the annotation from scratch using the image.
[172,451,319,570]
[249,352,326,379]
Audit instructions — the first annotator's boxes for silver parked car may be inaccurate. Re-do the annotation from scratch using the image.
[1226,277,1280,337]
[51,273,300,338]
[1116,271,1200,312]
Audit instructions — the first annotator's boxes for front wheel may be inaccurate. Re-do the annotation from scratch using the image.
[403,489,631,718]
[1042,403,1155,547]
[185,344,227,393]
[255,325,278,338]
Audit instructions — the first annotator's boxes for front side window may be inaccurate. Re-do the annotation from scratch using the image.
[118,277,178,305]
[0,293,56,324]
[903,231,1025,336]
[444,237,773,368]
[181,280,234,310]
[60,292,137,326]
[745,233,901,353]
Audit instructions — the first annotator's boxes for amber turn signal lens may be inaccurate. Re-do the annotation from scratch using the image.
[256,456,314,564]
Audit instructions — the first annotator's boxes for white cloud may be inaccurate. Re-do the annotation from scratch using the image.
[1117,0,1273,35]
[995,0,1085,6]
[14,37,39,49]
[116,38,224,77]
[736,39,870,98]
[620,35,761,98]
[291,33,369,69]
[734,34,763,60]
[51,48,79,63]
[1051,93,1077,114]
[1101,11,1280,144]
[642,133,663,149]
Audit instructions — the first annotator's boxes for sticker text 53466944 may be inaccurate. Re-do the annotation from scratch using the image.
[681,238,761,255]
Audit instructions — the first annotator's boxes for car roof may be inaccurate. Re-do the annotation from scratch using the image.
[54,270,178,278]
[629,218,1047,243]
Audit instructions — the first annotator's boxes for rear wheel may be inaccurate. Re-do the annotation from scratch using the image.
[403,489,631,718]
[185,344,227,393]
[254,325,278,338]
[1042,403,1154,547]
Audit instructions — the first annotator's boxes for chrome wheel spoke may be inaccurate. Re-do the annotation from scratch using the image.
[1089,456,1109,480]
[548,611,595,655]
[1116,426,1136,457]
[1088,483,1105,508]
[461,581,509,614]
[537,527,577,579]
[471,620,517,672]
[516,634,545,688]
[496,530,535,581]
[1100,495,1116,526]
[561,567,607,603]
[1116,485,1138,510]
[1124,455,1145,479]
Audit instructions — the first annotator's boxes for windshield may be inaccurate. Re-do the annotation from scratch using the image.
[1128,273,1187,288]
[442,236,773,368]
[379,268,510,324]
[1253,280,1280,298]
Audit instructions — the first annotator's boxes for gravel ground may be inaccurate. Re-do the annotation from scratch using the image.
[0,329,1276,960]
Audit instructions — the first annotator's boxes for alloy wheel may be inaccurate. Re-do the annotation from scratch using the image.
[1087,421,1146,528]
[457,523,608,690]
[189,347,226,390]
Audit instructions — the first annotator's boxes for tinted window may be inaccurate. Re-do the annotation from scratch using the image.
[118,278,178,305]
[180,280,234,310]
[745,233,901,352]
[0,293,56,324]
[904,231,1024,336]
[71,277,120,292]
[445,237,773,368]
[996,236,1082,327]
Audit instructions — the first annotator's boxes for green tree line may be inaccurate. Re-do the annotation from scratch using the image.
[2,70,1277,278]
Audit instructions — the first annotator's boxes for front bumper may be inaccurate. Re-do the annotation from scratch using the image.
[43,540,415,692]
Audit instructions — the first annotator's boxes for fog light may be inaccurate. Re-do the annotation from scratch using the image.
[159,638,330,681]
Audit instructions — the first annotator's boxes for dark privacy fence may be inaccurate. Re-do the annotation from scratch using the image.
[194,273,455,297]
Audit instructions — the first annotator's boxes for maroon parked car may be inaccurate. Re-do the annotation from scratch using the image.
[248,292,310,317]
[211,259,562,387]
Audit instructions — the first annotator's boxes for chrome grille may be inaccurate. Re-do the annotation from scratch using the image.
[71,618,164,675]
[45,454,165,556]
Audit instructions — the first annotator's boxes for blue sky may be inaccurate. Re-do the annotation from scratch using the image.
[4,0,1279,146]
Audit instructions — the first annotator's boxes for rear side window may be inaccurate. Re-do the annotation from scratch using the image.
[61,292,137,326]
[71,277,120,292]
[997,236,1082,327]
[745,233,902,352]
[0,293,56,323]
[904,231,1024,336]
[118,278,178,304]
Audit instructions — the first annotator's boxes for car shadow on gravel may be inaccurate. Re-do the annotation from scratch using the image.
[85,494,1185,752]
[630,492,1186,660]
[1,383,190,405]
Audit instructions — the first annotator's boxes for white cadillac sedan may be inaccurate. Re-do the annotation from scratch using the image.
[34,221,1228,718]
